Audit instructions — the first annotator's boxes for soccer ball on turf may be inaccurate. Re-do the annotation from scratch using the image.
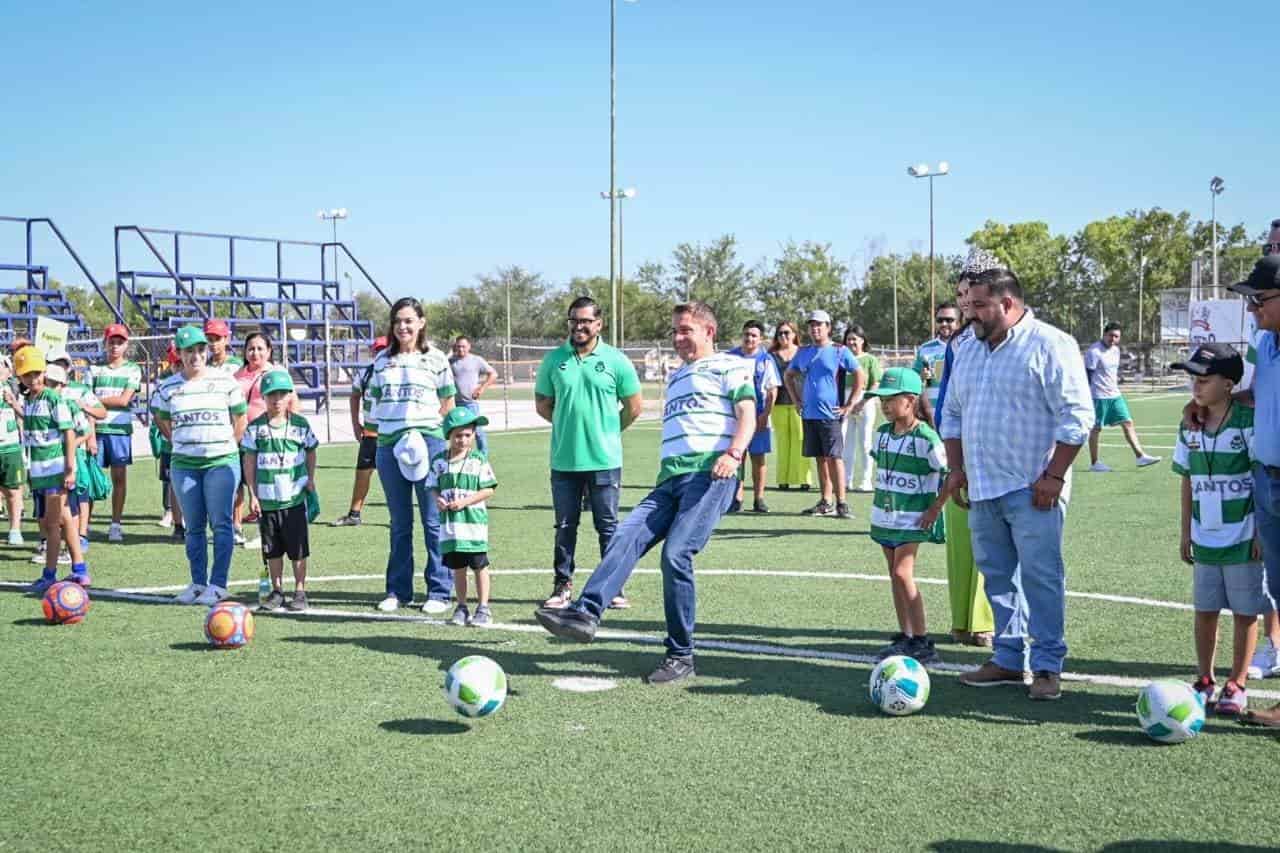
[42,581,90,625]
[869,654,930,716]
[1136,680,1204,744]
[443,655,507,718]
[204,601,255,649]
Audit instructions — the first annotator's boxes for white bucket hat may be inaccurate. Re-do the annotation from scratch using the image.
[394,430,430,482]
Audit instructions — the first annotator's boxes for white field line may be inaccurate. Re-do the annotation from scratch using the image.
[6,578,1275,698]
[7,567,1208,613]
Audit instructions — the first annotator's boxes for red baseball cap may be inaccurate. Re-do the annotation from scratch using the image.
[8,338,33,354]
[372,336,389,353]
[166,342,181,367]
[104,323,130,341]
[203,318,231,338]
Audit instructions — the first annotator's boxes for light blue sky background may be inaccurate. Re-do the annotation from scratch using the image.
[1,1,1270,301]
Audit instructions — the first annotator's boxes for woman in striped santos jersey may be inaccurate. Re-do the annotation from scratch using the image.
[366,297,457,614]
[151,325,248,606]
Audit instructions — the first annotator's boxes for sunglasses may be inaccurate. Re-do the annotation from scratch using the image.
[1247,291,1280,309]
[1264,243,1280,256]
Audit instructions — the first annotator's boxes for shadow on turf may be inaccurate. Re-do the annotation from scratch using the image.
[11,617,49,627]
[379,718,471,736]
[931,842,1277,852]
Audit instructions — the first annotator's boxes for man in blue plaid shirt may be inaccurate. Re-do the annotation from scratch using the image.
[940,267,1094,701]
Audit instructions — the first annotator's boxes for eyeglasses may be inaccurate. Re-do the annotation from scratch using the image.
[1263,243,1280,256]
[1246,291,1280,309]
[935,316,958,324]
[777,330,794,336]
[567,317,598,326]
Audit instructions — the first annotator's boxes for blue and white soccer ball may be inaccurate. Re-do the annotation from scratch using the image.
[443,655,508,719]
[869,654,930,716]
[1136,680,1205,744]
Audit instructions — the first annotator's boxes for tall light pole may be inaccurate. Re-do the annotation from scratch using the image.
[608,0,638,347]
[1209,176,1225,296]
[318,208,349,292]
[907,162,949,326]
[601,187,636,347]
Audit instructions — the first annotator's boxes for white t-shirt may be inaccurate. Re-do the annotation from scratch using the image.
[1084,341,1121,400]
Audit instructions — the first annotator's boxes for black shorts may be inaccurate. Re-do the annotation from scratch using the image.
[356,435,378,471]
[259,503,310,561]
[802,418,844,458]
[443,551,490,571]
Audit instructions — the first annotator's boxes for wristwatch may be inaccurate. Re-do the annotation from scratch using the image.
[726,448,744,461]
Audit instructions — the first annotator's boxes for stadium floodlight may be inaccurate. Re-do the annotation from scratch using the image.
[906,161,951,324]
[1209,177,1225,292]
[601,187,638,346]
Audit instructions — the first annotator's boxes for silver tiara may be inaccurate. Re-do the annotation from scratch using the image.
[962,247,1004,276]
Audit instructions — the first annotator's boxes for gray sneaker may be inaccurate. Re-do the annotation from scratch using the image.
[469,605,492,627]
[835,502,852,519]
[331,514,362,527]
[803,500,835,516]
[646,656,696,685]
[287,591,309,612]
[449,604,470,626]
[258,590,286,611]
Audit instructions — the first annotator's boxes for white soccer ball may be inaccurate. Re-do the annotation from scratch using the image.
[443,655,508,719]
[869,654,930,716]
[1136,680,1205,744]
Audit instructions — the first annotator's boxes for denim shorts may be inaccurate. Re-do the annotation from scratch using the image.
[1193,561,1268,615]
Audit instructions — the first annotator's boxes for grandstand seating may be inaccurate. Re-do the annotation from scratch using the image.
[0,217,117,343]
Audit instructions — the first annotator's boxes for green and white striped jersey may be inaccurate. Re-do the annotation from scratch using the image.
[657,352,754,485]
[366,348,457,445]
[425,450,497,554]
[208,354,244,377]
[0,399,21,453]
[1172,403,1256,565]
[60,382,102,438]
[240,413,319,511]
[90,360,142,435]
[23,389,73,490]
[150,372,248,470]
[869,422,947,544]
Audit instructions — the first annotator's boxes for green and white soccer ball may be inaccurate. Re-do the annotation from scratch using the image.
[869,654,930,716]
[1136,680,1205,744]
[443,655,508,719]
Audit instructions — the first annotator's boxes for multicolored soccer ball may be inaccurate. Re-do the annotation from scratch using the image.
[869,654,930,716]
[443,655,507,718]
[204,601,255,649]
[42,581,90,625]
[1136,680,1205,744]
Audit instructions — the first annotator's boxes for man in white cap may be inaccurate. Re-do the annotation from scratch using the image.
[784,309,863,519]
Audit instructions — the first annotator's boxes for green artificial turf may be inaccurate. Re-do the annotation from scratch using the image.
[2,389,1276,852]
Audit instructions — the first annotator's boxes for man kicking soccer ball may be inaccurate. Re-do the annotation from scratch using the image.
[1085,322,1161,472]
[534,301,755,685]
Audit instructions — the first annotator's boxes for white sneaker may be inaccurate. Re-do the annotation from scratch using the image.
[1136,455,1162,468]
[174,583,206,605]
[376,595,402,613]
[30,540,47,564]
[1248,642,1280,679]
[108,523,124,542]
[57,548,72,565]
[194,585,230,606]
[1089,462,1112,473]
[7,529,24,546]
[157,512,173,529]
[422,599,450,615]
[233,528,247,547]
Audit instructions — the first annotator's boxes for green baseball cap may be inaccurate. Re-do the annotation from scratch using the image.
[260,370,295,395]
[442,406,489,437]
[866,366,924,398]
[174,325,207,350]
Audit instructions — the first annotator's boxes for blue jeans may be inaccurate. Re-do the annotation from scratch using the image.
[551,468,621,583]
[172,463,239,589]
[461,401,488,455]
[571,472,736,658]
[1255,465,1280,611]
[968,487,1068,674]
[376,437,450,604]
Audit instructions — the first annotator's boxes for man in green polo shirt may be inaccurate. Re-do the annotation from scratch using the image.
[535,295,643,610]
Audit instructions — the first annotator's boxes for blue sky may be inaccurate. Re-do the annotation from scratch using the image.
[1,1,1271,304]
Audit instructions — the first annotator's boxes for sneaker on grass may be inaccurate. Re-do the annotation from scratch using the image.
[543,580,573,609]
[959,661,1031,688]
[64,570,91,588]
[1191,675,1216,708]
[28,573,56,595]
[331,514,362,527]
[174,584,206,605]
[172,526,186,542]
[8,529,24,546]
[376,595,404,613]
[875,633,911,661]
[287,591,309,612]
[422,599,450,615]
[803,500,835,517]
[1088,462,1112,473]
[108,522,123,543]
[449,604,470,626]
[470,605,492,627]
[835,502,852,519]
[608,595,631,610]
[1028,671,1062,701]
[1248,641,1280,679]
[30,540,46,564]
[905,635,940,666]
[194,585,230,606]
[157,512,173,529]
[233,528,247,547]
[57,548,71,566]
[646,656,695,685]
[259,590,286,612]
[752,498,770,514]
[534,607,598,643]
[1135,454,1162,468]
[1215,681,1247,716]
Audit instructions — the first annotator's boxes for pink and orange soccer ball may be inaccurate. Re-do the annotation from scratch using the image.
[42,581,90,625]
[204,601,255,649]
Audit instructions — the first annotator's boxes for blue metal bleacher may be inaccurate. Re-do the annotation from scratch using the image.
[0,217,118,344]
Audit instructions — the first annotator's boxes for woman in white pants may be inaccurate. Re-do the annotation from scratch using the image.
[841,326,882,493]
